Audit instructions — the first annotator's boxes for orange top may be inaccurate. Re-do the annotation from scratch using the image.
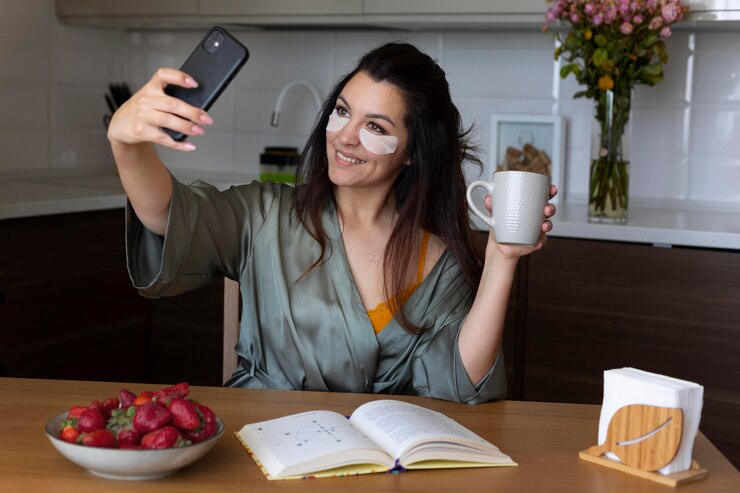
[367,231,430,334]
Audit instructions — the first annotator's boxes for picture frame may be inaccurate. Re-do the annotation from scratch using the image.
[489,114,565,205]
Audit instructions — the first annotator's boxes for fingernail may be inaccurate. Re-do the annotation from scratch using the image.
[186,77,198,87]
[182,142,196,151]
[192,125,204,135]
[200,114,213,125]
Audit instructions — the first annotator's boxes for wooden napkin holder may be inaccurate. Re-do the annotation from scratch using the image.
[578,404,708,487]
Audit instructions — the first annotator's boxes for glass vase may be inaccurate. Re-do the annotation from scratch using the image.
[588,89,630,224]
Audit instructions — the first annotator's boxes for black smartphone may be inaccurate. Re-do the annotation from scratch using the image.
[163,26,249,141]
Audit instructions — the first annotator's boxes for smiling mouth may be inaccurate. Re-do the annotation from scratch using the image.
[336,150,366,165]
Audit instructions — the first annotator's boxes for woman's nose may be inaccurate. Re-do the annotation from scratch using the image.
[337,122,360,146]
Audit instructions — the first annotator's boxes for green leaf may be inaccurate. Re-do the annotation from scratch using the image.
[594,34,607,47]
[643,34,659,47]
[573,90,588,99]
[656,41,668,64]
[641,63,663,76]
[593,48,609,67]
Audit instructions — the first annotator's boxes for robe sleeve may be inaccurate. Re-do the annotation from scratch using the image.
[411,317,507,404]
[408,259,507,404]
[125,173,279,298]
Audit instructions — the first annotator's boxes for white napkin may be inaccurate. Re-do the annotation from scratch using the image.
[597,367,703,475]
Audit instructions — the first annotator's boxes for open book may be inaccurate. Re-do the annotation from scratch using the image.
[235,399,516,480]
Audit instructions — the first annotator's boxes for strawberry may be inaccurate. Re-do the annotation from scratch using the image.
[106,406,139,447]
[116,429,142,448]
[119,388,137,408]
[140,426,188,450]
[168,398,201,431]
[99,397,120,420]
[133,391,154,406]
[77,407,105,433]
[133,402,172,433]
[183,402,217,443]
[60,425,81,443]
[66,405,86,420]
[81,429,116,448]
[153,382,189,404]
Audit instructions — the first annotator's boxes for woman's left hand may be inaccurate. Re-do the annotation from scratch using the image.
[484,184,558,260]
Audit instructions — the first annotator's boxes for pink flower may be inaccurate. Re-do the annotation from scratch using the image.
[649,16,663,30]
[662,2,678,23]
[571,12,580,23]
[584,4,595,15]
[633,14,644,24]
[620,22,634,35]
[592,14,604,26]
[660,26,672,38]
[605,8,618,23]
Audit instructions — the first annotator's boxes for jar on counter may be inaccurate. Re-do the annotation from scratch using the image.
[259,147,299,185]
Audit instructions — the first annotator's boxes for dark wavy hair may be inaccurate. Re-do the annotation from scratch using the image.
[292,42,483,335]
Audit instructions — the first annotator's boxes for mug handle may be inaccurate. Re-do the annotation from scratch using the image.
[466,180,495,229]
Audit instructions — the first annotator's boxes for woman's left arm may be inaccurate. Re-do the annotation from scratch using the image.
[458,185,557,385]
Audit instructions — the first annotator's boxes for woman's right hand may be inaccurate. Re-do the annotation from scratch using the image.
[106,68,213,152]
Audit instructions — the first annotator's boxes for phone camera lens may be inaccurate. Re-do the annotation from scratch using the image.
[204,30,224,54]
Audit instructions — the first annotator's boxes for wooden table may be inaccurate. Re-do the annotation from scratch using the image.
[2,377,737,492]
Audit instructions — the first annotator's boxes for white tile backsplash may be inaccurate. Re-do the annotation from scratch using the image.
[692,53,740,103]
[50,130,115,170]
[688,158,740,202]
[1,1,739,209]
[689,106,740,159]
[1,87,49,129]
[0,131,49,173]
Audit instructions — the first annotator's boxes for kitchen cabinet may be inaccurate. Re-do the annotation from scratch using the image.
[687,0,740,21]
[199,0,362,16]
[54,0,201,29]
[55,0,740,30]
[197,0,363,27]
[0,209,225,386]
[363,0,545,29]
[365,0,545,15]
[0,209,150,382]
[520,237,740,468]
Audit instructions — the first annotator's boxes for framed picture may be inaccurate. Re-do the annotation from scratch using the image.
[490,114,565,205]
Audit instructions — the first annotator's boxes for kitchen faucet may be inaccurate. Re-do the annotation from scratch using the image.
[271,79,323,127]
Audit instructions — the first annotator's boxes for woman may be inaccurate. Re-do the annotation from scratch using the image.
[108,42,556,403]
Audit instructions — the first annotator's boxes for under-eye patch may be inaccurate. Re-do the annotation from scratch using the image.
[326,111,398,155]
[326,112,348,132]
[359,128,398,155]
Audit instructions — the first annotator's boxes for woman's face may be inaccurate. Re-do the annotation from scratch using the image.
[325,71,409,193]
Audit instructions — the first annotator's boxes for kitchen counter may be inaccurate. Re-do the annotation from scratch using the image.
[1,170,738,250]
[0,169,259,221]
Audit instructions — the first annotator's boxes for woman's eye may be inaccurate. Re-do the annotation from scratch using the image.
[368,122,385,133]
[335,107,349,117]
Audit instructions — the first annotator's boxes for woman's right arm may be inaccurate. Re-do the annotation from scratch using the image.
[107,68,213,235]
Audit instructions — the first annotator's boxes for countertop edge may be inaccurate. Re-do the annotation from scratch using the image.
[2,170,739,251]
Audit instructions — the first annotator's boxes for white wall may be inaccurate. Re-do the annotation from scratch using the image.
[2,0,739,210]
[0,0,124,176]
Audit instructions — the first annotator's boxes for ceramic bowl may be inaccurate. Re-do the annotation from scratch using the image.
[45,412,224,480]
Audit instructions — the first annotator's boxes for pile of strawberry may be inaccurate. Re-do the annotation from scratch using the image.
[58,382,218,449]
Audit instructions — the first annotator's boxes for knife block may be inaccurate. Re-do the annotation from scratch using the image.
[578,404,708,487]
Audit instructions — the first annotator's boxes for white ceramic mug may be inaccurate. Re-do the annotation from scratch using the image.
[466,170,550,246]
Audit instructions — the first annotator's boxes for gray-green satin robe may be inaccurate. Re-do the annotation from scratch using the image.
[125,175,506,403]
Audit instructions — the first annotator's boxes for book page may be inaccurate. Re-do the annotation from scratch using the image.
[349,400,514,467]
[237,410,394,478]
